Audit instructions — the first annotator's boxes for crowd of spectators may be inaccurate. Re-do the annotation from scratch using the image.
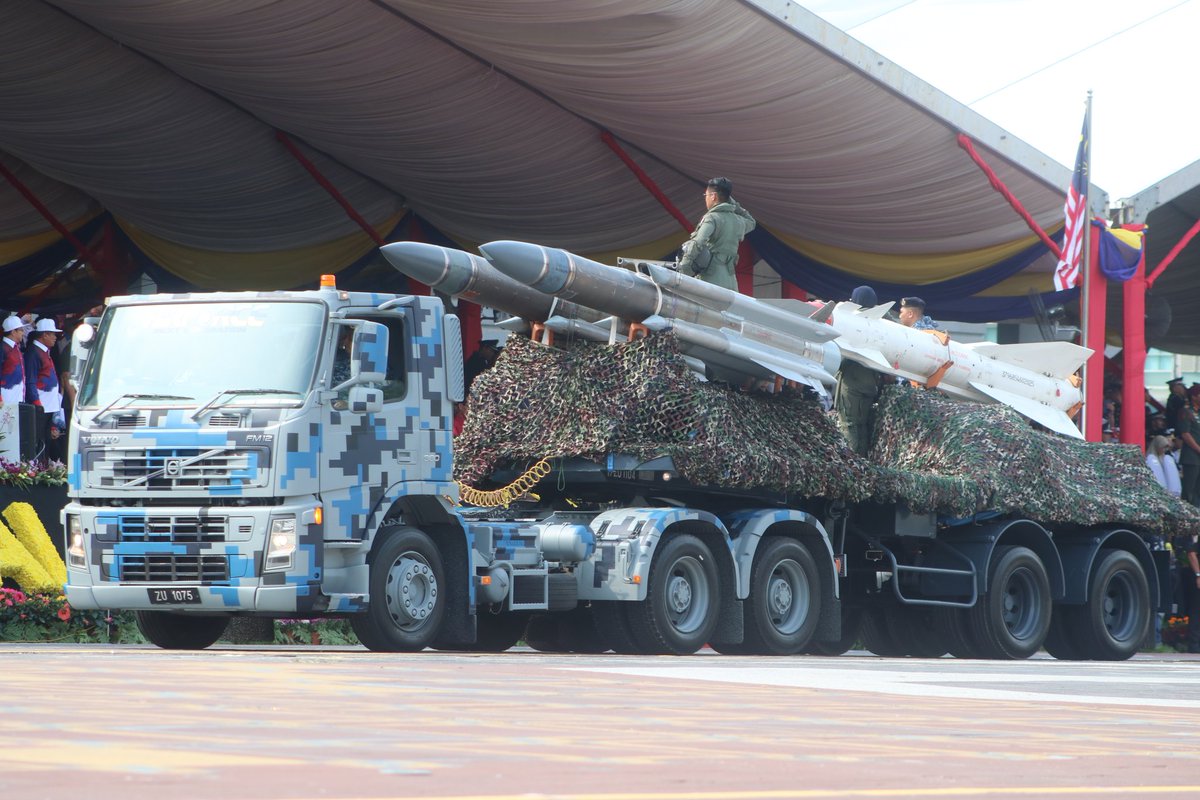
[0,311,78,464]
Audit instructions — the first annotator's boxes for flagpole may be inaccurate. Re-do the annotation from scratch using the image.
[1079,90,1094,436]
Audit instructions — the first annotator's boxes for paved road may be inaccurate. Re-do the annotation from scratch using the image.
[2,646,1198,800]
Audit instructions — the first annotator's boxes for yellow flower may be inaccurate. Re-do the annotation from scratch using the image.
[0,520,57,593]
[2,502,67,586]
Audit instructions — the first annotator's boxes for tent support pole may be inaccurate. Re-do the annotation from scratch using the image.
[276,130,387,246]
[1147,217,1200,288]
[599,131,693,233]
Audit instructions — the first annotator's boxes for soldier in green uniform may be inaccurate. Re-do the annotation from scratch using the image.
[835,285,885,456]
[677,177,756,291]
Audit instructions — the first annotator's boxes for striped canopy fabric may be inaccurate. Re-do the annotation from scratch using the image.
[0,0,1093,329]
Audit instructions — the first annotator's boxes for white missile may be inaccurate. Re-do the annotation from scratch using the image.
[828,301,1090,439]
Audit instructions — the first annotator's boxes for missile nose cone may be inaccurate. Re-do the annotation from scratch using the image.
[479,240,553,288]
[380,241,470,291]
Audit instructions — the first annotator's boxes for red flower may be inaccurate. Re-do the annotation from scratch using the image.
[57,605,71,621]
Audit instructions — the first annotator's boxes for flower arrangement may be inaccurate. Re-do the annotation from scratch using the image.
[275,618,360,646]
[1162,614,1190,649]
[0,587,143,643]
[0,459,68,489]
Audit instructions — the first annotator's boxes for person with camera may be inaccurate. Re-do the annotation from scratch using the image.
[677,177,756,291]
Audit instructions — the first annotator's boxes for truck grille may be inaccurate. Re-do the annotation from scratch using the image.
[120,554,229,582]
[116,515,227,543]
[86,447,267,490]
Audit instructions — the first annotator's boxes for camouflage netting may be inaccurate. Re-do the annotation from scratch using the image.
[455,332,1200,536]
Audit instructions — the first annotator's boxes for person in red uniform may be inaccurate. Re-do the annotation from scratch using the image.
[23,317,63,462]
[0,315,27,407]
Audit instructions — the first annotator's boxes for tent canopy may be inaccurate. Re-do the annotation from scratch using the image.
[1,0,1097,323]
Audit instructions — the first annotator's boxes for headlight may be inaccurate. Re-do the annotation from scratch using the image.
[66,515,85,568]
[264,517,297,571]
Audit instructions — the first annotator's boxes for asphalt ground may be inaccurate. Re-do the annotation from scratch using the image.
[2,646,1199,800]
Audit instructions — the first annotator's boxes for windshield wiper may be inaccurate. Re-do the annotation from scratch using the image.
[190,388,304,421]
[94,393,194,422]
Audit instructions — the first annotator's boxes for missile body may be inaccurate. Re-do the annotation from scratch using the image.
[379,241,599,324]
[829,302,1089,438]
[480,240,840,388]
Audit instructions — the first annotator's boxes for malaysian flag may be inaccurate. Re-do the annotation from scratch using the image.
[1053,113,1090,291]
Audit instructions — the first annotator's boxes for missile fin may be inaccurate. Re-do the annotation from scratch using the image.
[836,342,893,371]
[857,302,895,319]
[969,341,1091,378]
[808,300,836,323]
[969,381,1084,439]
[746,356,827,395]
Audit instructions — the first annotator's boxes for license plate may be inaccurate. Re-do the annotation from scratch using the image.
[147,587,201,605]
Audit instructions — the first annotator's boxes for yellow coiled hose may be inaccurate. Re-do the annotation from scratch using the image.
[457,458,551,507]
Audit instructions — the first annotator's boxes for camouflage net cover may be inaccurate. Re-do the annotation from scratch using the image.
[455,332,1200,536]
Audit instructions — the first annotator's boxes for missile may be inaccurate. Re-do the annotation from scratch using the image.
[638,261,840,347]
[479,240,840,387]
[828,301,1090,439]
[379,241,599,324]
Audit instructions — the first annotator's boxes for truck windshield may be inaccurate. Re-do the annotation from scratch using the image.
[77,301,325,410]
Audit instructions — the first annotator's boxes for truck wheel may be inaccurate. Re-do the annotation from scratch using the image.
[626,534,720,655]
[590,601,641,654]
[860,605,905,657]
[935,607,983,659]
[135,611,228,650]
[885,604,948,658]
[351,526,445,652]
[1042,607,1089,660]
[742,539,821,655]
[436,611,528,652]
[559,606,611,653]
[807,605,863,656]
[1072,549,1150,661]
[969,546,1051,660]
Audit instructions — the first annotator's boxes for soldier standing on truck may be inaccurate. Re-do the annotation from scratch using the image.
[835,285,884,455]
[677,177,756,292]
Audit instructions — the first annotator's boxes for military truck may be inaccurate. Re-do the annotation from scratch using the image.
[63,277,1168,659]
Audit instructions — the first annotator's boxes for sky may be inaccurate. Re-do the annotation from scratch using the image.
[805,0,1200,203]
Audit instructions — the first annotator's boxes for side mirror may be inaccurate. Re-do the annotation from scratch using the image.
[69,321,97,386]
[348,386,383,414]
[350,321,388,384]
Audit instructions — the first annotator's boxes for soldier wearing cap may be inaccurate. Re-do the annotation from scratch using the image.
[677,177,757,292]
[1166,377,1187,428]
[1179,384,1200,505]
[0,315,27,406]
[897,296,943,332]
[835,285,884,455]
[24,317,63,461]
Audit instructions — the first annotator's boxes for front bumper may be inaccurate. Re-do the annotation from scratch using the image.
[65,582,312,613]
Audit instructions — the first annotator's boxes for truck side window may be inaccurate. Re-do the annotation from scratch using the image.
[347,315,407,402]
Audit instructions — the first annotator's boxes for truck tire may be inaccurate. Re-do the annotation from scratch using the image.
[935,607,983,659]
[435,611,528,652]
[626,534,720,655]
[860,605,905,657]
[884,604,948,658]
[1042,607,1089,660]
[807,605,863,656]
[741,538,821,655]
[135,611,228,650]
[526,607,611,653]
[351,526,445,652]
[968,546,1051,660]
[1070,549,1150,661]
[590,601,641,654]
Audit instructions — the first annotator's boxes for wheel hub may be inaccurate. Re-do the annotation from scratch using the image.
[769,576,793,616]
[668,575,693,614]
[386,554,438,630]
